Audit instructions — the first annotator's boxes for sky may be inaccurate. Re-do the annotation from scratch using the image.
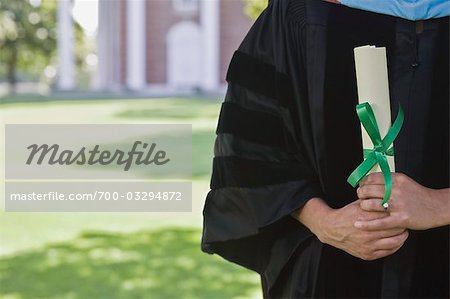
[72,0,99,37]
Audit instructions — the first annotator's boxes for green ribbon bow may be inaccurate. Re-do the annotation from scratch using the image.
[347,102,404,206]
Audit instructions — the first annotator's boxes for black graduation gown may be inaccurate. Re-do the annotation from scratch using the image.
[201,0,449,298]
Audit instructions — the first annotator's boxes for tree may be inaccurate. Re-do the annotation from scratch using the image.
[243,0,268,20]
[0,0,59,94]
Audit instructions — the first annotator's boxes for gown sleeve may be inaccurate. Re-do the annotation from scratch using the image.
[201,0,329,290]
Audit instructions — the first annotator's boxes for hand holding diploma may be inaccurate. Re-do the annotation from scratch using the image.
[296,198,409,261]
[356,173,450,230]
[294,46,410,261]
[348,46,403,209]
[350,46,450,231]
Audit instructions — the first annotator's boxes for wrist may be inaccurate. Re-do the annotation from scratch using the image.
[293,197,334,243]
[315,208,339,245]
[429,188,450,227]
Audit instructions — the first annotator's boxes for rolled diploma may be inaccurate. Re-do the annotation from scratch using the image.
[354,45,395,172]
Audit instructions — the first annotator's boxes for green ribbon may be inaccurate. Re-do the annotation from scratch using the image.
[347,102,404,206]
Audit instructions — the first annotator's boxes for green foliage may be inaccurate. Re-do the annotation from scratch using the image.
[0,0,57,88]
[0,0,84,92]
[243,0,268,20]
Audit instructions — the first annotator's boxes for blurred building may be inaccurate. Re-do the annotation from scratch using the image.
[90,0,253,93]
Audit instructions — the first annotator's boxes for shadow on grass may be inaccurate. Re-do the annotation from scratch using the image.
[116,107,215,120]
[0,228,259,299]
[114,99,220,121]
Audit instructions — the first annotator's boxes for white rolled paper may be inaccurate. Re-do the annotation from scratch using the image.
[354,45,395,172]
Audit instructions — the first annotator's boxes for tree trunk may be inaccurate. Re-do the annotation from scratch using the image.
[7,50,17,95]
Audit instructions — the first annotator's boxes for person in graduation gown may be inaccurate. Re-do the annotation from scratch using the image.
[201,0,449,298]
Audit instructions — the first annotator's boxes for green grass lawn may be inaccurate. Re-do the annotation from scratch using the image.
[0,97,261,299]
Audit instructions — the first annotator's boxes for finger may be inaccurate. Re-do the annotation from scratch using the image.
[370,246,403,260]
[362,228,406,242]
[361,243,404,261]
[357,185,385,199]
[392,172,410,185]
[360,198,384,212]
[354,216,403,231]
[360,172,385,186]
[357,209,389,222]
[373,230,409,250]
[374,228,406,239]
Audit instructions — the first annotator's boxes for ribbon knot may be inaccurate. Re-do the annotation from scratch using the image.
[347,102,404,206]
[374,145,384,152]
